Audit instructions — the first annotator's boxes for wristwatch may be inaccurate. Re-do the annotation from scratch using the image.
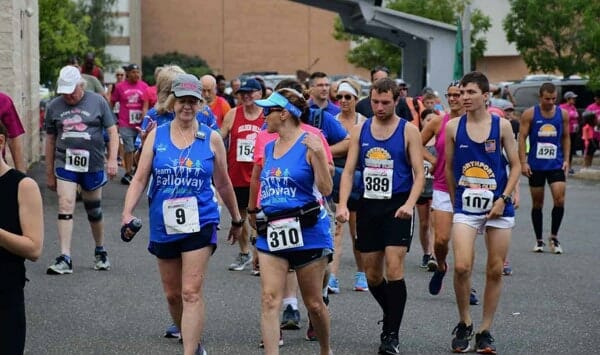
[231,218,246,227]
[500,194,512,204]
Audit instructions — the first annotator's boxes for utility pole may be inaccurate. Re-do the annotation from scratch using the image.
[462,4,471,74]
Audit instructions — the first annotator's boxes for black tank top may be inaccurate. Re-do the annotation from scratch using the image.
[0,168,26,289]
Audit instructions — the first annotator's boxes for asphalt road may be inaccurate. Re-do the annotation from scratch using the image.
[23,161,599,354]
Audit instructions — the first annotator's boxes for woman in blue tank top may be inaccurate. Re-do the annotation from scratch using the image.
[253,89,333,354]
[121,74,242,355]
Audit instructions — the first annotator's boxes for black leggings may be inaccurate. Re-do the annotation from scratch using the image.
[0,287,26,354]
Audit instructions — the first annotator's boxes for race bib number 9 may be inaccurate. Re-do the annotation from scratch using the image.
[267,217,304,252]
[65,148,90,172]
[129,110,142,125]
[363,167,393,199]
[162,196,201,235]
[462,188,494,213]
[536,142,557,159]
[236,138,255,162]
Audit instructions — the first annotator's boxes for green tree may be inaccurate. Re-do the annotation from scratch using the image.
[39,0,93,86]
[76,0,122,68]
[504,0,600,88]
[333,0,490,74]
[142,52,213,85]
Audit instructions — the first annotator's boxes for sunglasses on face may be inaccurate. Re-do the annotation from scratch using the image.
[399,87,408,91]
[445,93,461,98]
[336,94,354,101]
[263,107,283,116]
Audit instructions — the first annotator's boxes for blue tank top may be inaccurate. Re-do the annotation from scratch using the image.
[358,118,413,196]
[148,123,219,243]
[453,115,514,217]
[256,132,332,251]
[527,105,564,170]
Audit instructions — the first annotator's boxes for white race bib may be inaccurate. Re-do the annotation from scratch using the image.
[236,138,255,162]
[462,188,494,213]
[267,217,304,252]
[129,110,142,125]
[65,148,90,172]
[162,196,201,235]
[536,142,557,159]
[363,167,393,199]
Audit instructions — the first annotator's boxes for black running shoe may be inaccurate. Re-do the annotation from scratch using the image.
[378,332,400,354]
[475,330,496,354]
[451,322,473,353]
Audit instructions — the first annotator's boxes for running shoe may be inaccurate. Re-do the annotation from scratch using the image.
[327,274,340,294]
[195,343,207,355]
[451,321,473,353]
[353,272,369,291]
[280,305,300,330]
[251,263,260,276]
[94,250,111,271]
[228,252,252,271]
[259,330,283,348]
[429,261,447,295]
[549,238,563,254]
[568,168,575,175]
[47,255,73,275]
[420,254,431,268]
[532,240,545,252]
[305,319,317,341]
[164,324,181,339]
[427,256,438,272]
[475,330,496,354]
[379,331,400,354]
[470,288,479,305]
[502,260,513,276]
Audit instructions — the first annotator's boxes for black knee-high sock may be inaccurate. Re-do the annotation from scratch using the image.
[384,279,407,335]
[531,208,543,240]
[369,279,387,312]
[551,206,564,236]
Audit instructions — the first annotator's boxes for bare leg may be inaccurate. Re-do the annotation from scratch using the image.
[452,223,477,326]
[56,180,77,256]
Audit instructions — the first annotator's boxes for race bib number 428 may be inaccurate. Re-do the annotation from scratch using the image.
[536,142,557,159]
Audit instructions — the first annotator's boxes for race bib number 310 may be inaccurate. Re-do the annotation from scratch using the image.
[267,217,304,252]
[162,196,201,235]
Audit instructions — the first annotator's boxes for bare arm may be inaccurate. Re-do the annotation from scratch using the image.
[399,124,425,213]
[329,136,350,158]
[44,133,57,191]
[335,124,362,223]
[7,135,25,173]
[560,109,571,172]
[305,133,333,196]
[106,125,119,178]
[488,119,521,219]
[444,119,458,203]
[518,108,533,177]
[421,115,441,166]
[220,107,236,140]
[121,128,155,223]
[0,178,44,261]
[248,163,262,229]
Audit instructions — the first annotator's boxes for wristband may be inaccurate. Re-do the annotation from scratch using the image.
[231,218,245,227]
[246,207,261,214]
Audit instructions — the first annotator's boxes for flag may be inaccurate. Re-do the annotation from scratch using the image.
[453,18,463,81]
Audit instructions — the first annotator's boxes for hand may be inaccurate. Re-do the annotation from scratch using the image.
[228,225,242,245]
[513,191,520,209]
[107,159,118,179]
[486,199,504,220]
[46,174,56,191]
[335,206,350,224]
[302,133,324,154]
[562,162,569,175]
[394,204,414,219]
[521,162,532,178]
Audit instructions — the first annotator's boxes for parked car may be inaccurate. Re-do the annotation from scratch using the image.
[508,78,595,114]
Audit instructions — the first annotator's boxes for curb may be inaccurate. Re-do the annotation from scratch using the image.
[572,168,600,181]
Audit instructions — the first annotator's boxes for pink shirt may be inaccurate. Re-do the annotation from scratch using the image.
[559,103,579,133]
[0,93,25,138]
[585,103,600,140]
[432,113,450,192]
[111,80,149,129]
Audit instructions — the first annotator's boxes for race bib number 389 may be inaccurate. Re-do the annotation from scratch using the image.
[363,167,393,199]
[162,196,201,235]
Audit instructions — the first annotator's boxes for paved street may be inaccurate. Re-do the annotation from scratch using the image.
[23,161,599,354]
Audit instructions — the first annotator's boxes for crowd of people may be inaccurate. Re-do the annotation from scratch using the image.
[1,55,600,355]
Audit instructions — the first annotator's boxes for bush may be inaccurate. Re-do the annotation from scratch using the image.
[142,52,212,85]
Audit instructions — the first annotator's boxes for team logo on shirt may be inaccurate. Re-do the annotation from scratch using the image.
[538,124,557,137]
[261,167,297,199]
[458,161,497,190]
[364,147,393,168]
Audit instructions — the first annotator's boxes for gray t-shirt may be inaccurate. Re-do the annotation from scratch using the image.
[45,91,115,172]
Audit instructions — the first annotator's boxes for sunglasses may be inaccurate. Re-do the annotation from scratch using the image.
[445,93,461,98]
[336,94,354,101]
[263,107,283,116]
[399,87,408,91]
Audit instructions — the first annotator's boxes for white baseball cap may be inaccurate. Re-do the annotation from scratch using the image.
[56,66,82,94]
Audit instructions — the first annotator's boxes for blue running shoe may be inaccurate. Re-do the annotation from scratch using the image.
[429,262,447,295]
[164,324,181,339]
[280,305,300,330]
[470,288,479,305]
[327,274,340,294]
[353,272,369,291]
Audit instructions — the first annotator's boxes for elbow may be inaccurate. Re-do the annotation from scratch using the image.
[319,179,333,196]
[26,245,43,262]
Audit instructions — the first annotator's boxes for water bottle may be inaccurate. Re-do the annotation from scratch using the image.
[121,218,142,242]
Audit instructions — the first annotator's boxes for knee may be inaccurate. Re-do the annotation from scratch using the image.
[181,286,201,304]
[454,262,472,277]
[83,200,103,222]
[164,290,182,307]
[486,263,503,282]
[57,197,75,213]
[554,198,565,207]
[304,298,324,315]
[261,290,280,312]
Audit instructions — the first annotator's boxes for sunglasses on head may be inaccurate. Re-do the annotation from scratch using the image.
[263,107,283,116]
[336,94,354,101]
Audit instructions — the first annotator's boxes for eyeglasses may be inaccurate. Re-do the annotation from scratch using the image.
[445,93,461,98]
[399,87,408,91]
[336,94,354,101]
[263,107,283,116]
[176,98,201,106]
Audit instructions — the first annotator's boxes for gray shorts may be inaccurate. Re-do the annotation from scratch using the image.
[118,126,138,153]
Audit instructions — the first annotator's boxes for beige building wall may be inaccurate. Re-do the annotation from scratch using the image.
[0,0,40,167]
[476,56,529,83]
[141,0,368,80]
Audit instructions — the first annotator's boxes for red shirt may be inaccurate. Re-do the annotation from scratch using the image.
[210,96,231,128]
[0,93,25,138]
[227,107,264,187]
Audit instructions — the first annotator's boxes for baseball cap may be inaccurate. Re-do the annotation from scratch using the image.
[171,74,203,100]
[563,91,577,99]
[502,102,514,111]
[56,66,82,94]
[237,78,262,93]
[124,63,140,72]
[254,90,303,118]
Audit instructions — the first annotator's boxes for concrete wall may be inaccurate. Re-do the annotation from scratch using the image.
[0,0,40,167]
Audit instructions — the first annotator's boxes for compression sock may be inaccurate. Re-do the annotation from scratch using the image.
[384,279,407,334]
[368,279,387,314]
[531,208,543,240]
[551,206,565,236]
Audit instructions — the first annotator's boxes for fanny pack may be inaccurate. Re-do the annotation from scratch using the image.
[256,200,321,235]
